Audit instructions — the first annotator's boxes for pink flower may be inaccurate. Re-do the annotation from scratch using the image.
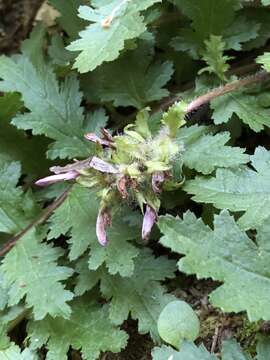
[152,171,165,193]
[35,170,79,187]
[96,208,112,246]
[142,205,157,241]
[84,133,112,147]
[90,156,118,174]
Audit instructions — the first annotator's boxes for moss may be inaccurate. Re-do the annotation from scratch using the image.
[236,317,263,356]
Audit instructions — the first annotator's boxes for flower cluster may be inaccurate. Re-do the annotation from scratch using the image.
[36,104,187,245]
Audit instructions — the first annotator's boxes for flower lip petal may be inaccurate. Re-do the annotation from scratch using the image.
[96,208,111,246]
[84,133,112,147]
[142,205,157,241]
[152,171,165,193]
[90,156,118,174]
[35,170,79,187]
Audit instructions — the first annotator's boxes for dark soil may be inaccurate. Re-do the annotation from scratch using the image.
[0,0,43,54]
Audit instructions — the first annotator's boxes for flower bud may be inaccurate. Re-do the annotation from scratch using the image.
[35,170,79,187]
[142,205,157,241]
[96,208,112,246]
[152,171,165,193]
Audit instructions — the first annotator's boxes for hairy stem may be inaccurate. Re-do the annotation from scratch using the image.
[157,70,270,113]
[0,186,72,257]
[186,71,270,113]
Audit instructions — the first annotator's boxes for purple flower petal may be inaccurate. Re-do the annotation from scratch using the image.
[90,156,118,174]
[117,176,128,198]
[35,170,79,187]
[152,171,165,193]
[96,208,111,246]
[84,133,112,147]
[142,205,157,241]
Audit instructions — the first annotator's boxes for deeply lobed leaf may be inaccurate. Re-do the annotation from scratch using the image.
[159,210,270,321]
[67,0,161,72]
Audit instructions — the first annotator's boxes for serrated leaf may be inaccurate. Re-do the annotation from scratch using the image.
[0,93,50,175]
[221,340,252,360]
[21,23,46,68]
[74,257,101,296]
[223,14,259,51]
[257,52,270,72]
[242,8,270,51]
[171,2,258,57]
[211,90,270,132]
[0,343,37,360]
[97,250,176,341]
[199,35,230,80]
[152,341,216,360]
[75,250,176,340]
[152,339,261,359]
[67,0,161,72]
[82,44,173,108]
[174,0,239,41]
[27,298,128,360]
[185,146,270,230]
[159,210,270,321]
[181,129,248,174]
[257,338,270,360]
[162,101,187,138]
[49,0,88,39]
[48,34,75,66]
[0,55,91,160]
[0,272,9,311]
[0,162,39,234]
[49,185,140,277]
[2,228,74,320]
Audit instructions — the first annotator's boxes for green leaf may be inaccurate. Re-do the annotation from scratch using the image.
[162,101,187,138]
[242,9,270,51]
[262,0,270,5]
[257,52,270,72]
[1,228,74,320]
[223,14,260,51]
[152,341,216,360]
[152,339,258,359]
[257,338,270,359]
[75,250,176,341]
[0,343,37,360]
[157,300,200,348]
[74,257,101,296]
[0,55,91,159]
[49,0,88,39]
[159,210,270,321]
[28,297,128,360]
[99,250,176,341]
[0,272,8,311]
[174,0,239,41]
[221,340,251,360]
[0,162,39,234]
[82,44,173,108]
[48,34,75,66]
[185,146,270,230]
[180,128,249,174]
[199,35,230,80]
[0,93,50,175]
[171,3,258,58]
[21,23,46,68]
[210,90,270,132]
[49,185,140,277]
[67,0,161,72]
